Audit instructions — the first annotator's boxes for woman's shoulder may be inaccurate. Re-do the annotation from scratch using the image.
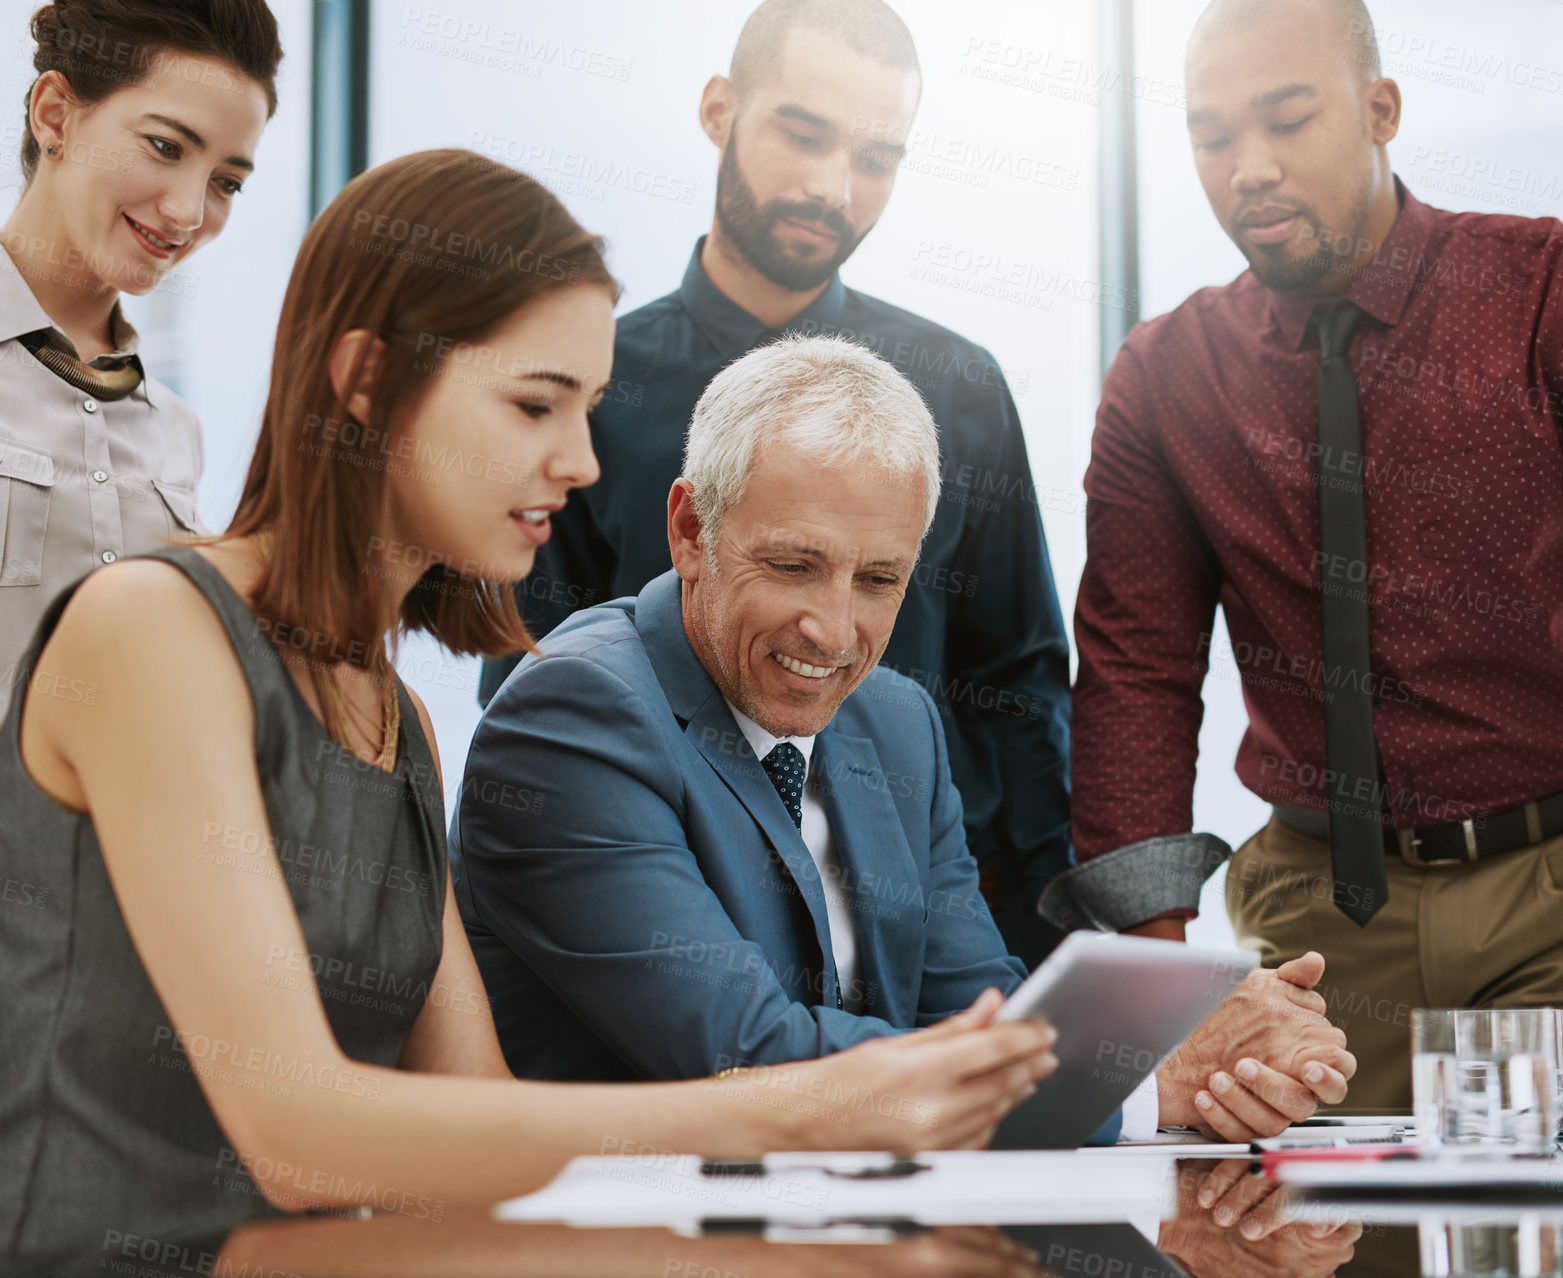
[141,369,201,421]
[49,552,247,688]
[24,554,258,794]
[62,548,197,621]
[141,372,207,480]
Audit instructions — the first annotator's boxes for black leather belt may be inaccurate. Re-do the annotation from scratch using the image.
[1273,790,1563,867]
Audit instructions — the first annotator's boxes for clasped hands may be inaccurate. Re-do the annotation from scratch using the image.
[1154,951,1356,1139]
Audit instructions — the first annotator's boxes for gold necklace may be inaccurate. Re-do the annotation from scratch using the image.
[310,659,400,772]
[18,330,143,400]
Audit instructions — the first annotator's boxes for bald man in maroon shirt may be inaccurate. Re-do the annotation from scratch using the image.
[1047,0,1563,1109]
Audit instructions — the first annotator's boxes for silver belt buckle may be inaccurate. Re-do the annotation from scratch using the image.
[1398,820,1478,867]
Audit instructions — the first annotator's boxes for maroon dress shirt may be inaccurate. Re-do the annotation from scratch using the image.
[1048,182,1563,931]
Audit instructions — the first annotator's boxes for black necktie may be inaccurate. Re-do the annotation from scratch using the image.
[761,743,807,830]
[1314,303,1388,926]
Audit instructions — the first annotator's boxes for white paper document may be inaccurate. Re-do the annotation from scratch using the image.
[495,1150,1180,1227]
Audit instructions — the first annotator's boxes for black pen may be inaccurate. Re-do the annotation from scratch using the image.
[696,1216,925,1235]
[699,1156,931,1179]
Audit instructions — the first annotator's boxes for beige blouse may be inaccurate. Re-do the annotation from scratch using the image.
[0,248,206,723]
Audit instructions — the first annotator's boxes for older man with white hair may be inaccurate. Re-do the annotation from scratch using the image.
[449,336,1355,1143]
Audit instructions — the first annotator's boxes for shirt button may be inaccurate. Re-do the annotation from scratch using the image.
[100,549,117,564]
[91,469,108,483]
[83,399,98,413]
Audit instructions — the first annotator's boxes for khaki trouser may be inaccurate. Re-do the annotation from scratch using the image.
[1225,815,1563,1110]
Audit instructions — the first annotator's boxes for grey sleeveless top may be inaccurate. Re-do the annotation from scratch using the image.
[0,544,449,1257]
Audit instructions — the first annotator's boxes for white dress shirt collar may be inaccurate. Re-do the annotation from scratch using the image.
[723,699,817,770]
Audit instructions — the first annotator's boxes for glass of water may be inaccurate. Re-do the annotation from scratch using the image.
[1419,1210,1563,1278]
[1413,1009,1558,1152]
[1554,1008,1563,1140]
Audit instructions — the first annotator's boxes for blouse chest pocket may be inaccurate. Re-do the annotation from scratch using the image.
[151,478,204,538]
[0,440,56,587]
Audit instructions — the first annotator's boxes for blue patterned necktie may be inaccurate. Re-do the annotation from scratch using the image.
[761,742,807,830]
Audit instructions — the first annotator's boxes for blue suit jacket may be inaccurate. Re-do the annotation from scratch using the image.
[450,570,1031,1082]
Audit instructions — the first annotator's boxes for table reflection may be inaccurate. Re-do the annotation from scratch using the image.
[5,1159,1487,1278]
[17,1211,1059,1278]
[1418,1211,1563,1278]
[1157,1159,1362,1278]
[1192,1155,1563,1278]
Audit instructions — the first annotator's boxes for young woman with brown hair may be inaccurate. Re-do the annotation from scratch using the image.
[0,148,1055,1254]
[0,0,282,720]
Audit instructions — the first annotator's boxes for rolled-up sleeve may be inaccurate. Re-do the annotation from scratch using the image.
[1060,341,1228,929]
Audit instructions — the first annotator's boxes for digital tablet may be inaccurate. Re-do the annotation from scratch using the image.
[989,932,1258,1150]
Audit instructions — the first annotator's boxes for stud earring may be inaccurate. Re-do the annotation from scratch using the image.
[47,146,57,156]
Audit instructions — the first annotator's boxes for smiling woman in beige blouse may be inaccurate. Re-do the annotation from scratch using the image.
[0,0,282,718]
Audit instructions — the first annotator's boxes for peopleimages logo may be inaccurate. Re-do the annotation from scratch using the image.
[214,1146,446,1220]
[1347,19,1563,95]
[398,8,632,81]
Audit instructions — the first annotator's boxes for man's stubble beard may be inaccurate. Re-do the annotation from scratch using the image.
[714,122,871,292]
[1237,157,1377,293]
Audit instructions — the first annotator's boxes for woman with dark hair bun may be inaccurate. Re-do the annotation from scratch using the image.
[0,149,1055,1254]
[0,1,282,719]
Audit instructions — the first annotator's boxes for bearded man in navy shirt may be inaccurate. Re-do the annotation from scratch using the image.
[479,0,1070,965]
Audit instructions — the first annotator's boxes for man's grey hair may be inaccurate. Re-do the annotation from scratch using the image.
[681,334,942,556]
